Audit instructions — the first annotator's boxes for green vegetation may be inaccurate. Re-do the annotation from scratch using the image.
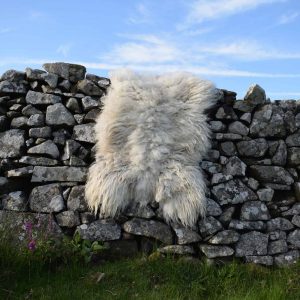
[1,241,300,300]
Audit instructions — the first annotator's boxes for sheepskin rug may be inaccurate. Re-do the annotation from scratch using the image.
[85,69,220,227]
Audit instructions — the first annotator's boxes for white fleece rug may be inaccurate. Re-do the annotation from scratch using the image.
[85,69,220,227]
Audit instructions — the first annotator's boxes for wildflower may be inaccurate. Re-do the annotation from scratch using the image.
[24,221,33,232]
[28,240,36,251]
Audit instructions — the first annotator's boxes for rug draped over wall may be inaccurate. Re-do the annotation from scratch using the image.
[85,70,220,227]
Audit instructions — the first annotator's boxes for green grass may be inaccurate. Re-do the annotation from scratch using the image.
[1,245,300,300]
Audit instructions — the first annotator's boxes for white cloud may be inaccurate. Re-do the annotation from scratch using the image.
[179,0,286,29]
[56,44,72,57]
[128,3,151,24]
[278,11,299,24]
[101,34,183,64]
[197,40,300,60]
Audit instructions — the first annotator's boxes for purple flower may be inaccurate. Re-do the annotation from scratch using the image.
[28,240,36,251]
[25,221,33,232]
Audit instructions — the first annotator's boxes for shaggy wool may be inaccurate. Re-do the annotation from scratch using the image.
[85,69,220,227]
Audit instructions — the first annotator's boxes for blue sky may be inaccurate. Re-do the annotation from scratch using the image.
[0,0,300,99]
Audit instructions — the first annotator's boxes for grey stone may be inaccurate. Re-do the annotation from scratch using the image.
[61,139,81,160]
[11,116,28,128]
[229,220,265,231]
[209,120,226,132]
[240,201,270,221]
[59,79,71,91]
[172,224,201,244]
[209,230,240,244]
[40,72,58,88]
[216,106,238,120]
[244,84,266,105]
[235,231,268,257]
[247,178,259,190]
[158,245,195,255]
[286,132,300,147]
[199,216,223,237]
[29,184,64,213]
[74,114,85,124]
[215,133,242,141]
[31,166,87,182]
[267,218,294,231]
[240,112,252,124]
[291,215,300,227]
[203,149,220,162]
[66,97,81,113]
[56,211,80,227]
[211,179,257,206]
[264,183,291,190]
[22,104,42,116]
[7,166,33,177]
[282,203,300,216]
[26,90,61,105]
[0,129,25,158]
[287,147,300,166]
[218,207,235,224]
[245,256,273,266]
[43,62,86,82]
[269,231,287,241]
[211,173,233,185]
[46,103,75,126]
[27,114,44,127]
[250,105,286,138]
[274,250,299,266]
[206,198,222,216]
[3,191,27,211]
[268,240,288,255]
[257,188,274,202]
[0,80,27,94]
[77,219,121,241]
[236,138,268,157]
[199,245,234,258]
[67,185,88,212]
[233,100,255,113]
[25,68,46,80]
[287,229,300,248]
[73,123,95,143]
[201,161,222,174]
[250,165,294,185]
[18,156,59,166]
[284,110,297,133]
[220,141,237,156]
[9,104,23,111]
[29,127,52,138]
[84,108,101,122]
[123,218,173,244]
[271,140,287,166]
[223,156,246,176]
[28,140,60,159]
[1,69,25,81]
[124,203,155,219]
[81,96,100,111]
[76,79,103,96]
[228,121,249,136]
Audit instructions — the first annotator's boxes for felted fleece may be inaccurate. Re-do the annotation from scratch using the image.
[85,69,220,227]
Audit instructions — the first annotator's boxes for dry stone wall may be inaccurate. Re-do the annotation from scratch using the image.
[1,62,300,266]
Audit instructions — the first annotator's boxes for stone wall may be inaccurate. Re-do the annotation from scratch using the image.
[0,62,300,266]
